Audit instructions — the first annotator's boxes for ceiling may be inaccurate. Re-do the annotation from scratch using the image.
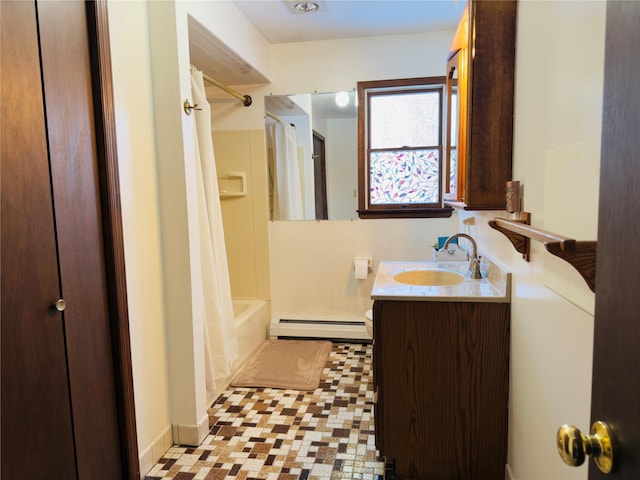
[190,1,465,116]
[232,0,466,44]
[265,91,357,122]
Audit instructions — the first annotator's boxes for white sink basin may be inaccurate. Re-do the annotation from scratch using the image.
[393,269,465,286]
[371,260,511,303]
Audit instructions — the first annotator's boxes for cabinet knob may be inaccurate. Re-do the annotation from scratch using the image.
[54,298,66,312]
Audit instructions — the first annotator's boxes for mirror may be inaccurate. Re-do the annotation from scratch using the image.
[265,91,357,221]
[445,53,459,200]
[444,1,468,205]
[444,46,472,204]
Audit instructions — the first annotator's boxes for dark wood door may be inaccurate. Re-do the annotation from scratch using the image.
[1,1,123,478]
[1,2,77,477]
[313,131,328,219]
[589,1,640,478]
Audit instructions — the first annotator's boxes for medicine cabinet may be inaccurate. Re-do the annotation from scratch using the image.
[445,0,518,210]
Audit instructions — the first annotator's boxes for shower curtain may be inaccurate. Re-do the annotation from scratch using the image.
[190,68,238,392]
[268,122,304,220]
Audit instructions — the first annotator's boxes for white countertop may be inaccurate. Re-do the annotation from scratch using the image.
[371,259,511,303]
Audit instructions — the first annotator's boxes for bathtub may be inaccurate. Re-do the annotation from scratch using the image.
[208,299,269,404]
[232,299,268,367]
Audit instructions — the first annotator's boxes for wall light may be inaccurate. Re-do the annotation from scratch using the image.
[335,91,349,107]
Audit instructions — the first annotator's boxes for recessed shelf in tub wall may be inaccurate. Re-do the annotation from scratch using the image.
[218,171,247,198]
[489,216,597,292]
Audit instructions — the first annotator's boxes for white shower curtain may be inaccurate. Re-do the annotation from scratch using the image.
[190,68,238,393]
[268,122,304,220]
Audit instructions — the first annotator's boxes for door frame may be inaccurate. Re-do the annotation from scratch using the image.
[86,2,139,477]
[313,130,328,220]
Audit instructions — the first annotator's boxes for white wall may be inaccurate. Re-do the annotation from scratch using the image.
[147,0,212,451]
[270,30,455,94]
[107,1,173,473]
[267,30,459,319]
[270,218,457,319]
[107,0,273,475]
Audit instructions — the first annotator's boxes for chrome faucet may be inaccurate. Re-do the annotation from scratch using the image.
[443,233,482,279]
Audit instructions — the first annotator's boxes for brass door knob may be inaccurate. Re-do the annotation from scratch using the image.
[557,421,613,474]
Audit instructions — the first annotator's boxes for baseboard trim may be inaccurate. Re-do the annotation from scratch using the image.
[139,425,173,479]
[171,413,210,447]
[506,463,515,480]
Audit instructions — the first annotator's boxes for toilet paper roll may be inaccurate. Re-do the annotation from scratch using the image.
[354,258,370,279]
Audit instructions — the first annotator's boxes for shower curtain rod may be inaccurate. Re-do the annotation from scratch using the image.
[265,110,295,128]
[265,111,284,123]
[193,65,253,107]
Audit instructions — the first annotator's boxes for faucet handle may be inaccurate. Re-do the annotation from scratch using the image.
[469,256,483,279]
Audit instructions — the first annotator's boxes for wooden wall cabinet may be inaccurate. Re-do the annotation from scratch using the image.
[445,0,518,210]
[373,300,510,479]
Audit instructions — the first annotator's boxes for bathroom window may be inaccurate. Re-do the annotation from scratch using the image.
[357,77,453,218]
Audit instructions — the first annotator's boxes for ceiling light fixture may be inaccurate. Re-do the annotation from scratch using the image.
[294,2,319,13]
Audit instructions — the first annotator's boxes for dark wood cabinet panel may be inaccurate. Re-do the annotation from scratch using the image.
[445,0,517,210]
[373,300,510,479]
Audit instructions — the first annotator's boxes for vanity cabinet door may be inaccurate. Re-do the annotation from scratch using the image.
[373,300,510,479]
[372,313,384,454]
[445,0,517,210]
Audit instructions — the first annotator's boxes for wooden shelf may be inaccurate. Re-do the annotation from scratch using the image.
[489,217,597,292]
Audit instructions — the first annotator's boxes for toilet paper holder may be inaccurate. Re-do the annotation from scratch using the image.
[354,257,372,279]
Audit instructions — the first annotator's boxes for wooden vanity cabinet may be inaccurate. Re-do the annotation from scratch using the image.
[445,0,517,210]
[372,300,510,479]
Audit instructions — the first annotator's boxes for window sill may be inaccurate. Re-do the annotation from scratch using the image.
[444,200,508,211]
[357,207,454,219]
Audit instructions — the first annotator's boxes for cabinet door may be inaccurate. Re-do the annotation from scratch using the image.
[465,1,516,210]
[444,0,517,210]
[445,49,469,203]
[375,300,510,479]
[372,302,384,453]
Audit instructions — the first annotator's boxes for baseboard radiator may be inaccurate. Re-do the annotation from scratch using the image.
[269,317,371,342]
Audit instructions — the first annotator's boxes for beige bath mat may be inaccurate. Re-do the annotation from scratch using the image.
[230,339,332,390]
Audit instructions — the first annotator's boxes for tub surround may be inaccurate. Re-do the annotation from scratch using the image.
[372,258,511,303]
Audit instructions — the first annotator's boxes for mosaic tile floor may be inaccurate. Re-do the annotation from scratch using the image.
[145,343,385,480]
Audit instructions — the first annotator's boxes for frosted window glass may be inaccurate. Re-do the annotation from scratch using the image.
[370,92,440,149]
[450,92,458,147]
